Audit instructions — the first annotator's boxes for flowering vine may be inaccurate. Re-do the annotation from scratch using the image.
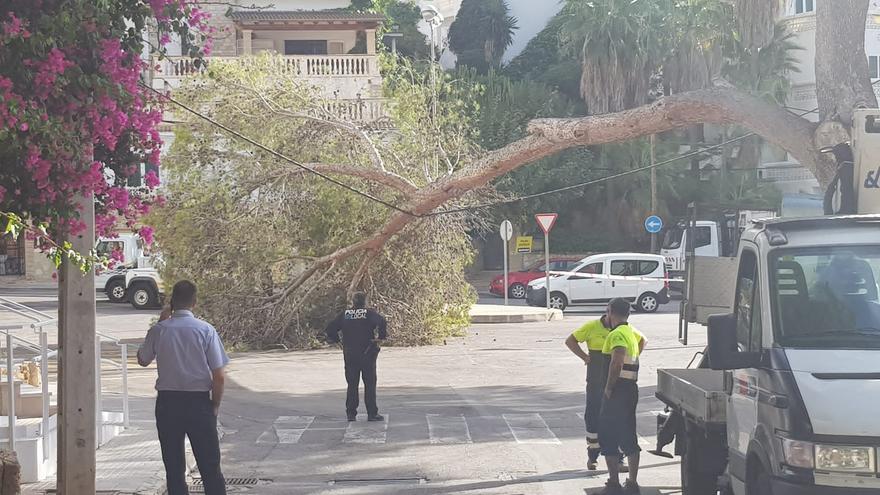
[0,0,211,263]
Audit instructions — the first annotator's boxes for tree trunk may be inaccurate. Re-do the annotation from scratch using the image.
[815,0,878,125]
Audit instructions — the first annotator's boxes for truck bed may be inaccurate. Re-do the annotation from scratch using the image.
[656,369,727,426]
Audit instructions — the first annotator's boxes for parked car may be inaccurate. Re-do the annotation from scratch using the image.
[489,257,582,299]
[526,253,670,312]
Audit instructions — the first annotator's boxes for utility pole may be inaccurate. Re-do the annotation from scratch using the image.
[57,192,97,494]
[650,134,658,253]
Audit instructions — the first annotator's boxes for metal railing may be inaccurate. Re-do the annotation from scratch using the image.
[0,297,132,460]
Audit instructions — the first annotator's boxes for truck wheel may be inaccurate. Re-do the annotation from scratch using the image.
[129,282,159,310]
[105,278,127,303]
[548,292,568,311]
[509,283,527,299]
[637,292,660,313]
[748,462,773,495]
[681,430,720,495]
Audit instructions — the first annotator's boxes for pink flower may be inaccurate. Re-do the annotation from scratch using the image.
[139,226,154,245]
[105,187,130,211]
[144,170,160,188]
[19,122,27,132]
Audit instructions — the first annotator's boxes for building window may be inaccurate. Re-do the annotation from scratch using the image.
[870,55,880,79]
[284,40,328,55]
[795,0,814,14]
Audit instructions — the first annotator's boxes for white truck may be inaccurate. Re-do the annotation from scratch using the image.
[94,234,143,303]
[125,255,164,310]
[661,210,776,292]
[653,109,880,495]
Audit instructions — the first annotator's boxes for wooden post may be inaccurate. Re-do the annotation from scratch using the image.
[56,192,96,494]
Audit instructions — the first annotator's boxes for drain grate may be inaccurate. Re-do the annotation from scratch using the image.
[189,477,268,492]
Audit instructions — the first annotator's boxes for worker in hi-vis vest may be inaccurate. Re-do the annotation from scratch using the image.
[565,312,625,471]
[598,298,647,495]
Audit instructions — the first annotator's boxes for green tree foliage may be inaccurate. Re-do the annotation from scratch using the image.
[348,0,429,59]
[448,0,518,73]
[150,55,482,348]
[503,15,582,102]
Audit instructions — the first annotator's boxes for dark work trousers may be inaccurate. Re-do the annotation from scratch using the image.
[599,379,640,457]
[584,350,608,463]
[344,348,378,416]
[156,391,226,495]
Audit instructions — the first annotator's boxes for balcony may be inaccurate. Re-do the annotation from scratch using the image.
[154,54,380,82]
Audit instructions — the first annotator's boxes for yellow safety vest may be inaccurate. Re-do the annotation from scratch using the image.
[602,324,642,381]
[571,318,610,352]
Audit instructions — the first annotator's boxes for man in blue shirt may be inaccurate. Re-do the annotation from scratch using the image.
[325,292,388,422]
[138,280,230,495]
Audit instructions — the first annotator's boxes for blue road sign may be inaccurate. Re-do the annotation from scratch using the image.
[645,215,663,234]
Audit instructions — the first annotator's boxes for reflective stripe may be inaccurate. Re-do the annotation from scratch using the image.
[620,370,638,380]
[586,431,599,441]
[587,440,600,448]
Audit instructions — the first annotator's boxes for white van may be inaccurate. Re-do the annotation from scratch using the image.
[525,253,670,312]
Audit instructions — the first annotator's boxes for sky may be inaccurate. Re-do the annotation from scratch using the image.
[503,0,564,62]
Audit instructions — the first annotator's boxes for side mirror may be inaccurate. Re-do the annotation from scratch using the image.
[707,313,761,370]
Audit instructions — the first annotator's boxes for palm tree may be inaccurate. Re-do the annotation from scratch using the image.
[448,0,518,73]
[559,0,670,115]
[724,23,803,105]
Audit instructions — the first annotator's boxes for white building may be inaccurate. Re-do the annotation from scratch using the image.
[150,0,387,121]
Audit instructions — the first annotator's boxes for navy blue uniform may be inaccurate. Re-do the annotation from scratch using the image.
[325,308,388,417]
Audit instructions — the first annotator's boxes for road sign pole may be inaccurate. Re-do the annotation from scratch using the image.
[503,238,509,306]
[544,235,550,310]
[650,134,658,253]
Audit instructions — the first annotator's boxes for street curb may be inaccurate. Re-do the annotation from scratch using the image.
[470,309,563,324]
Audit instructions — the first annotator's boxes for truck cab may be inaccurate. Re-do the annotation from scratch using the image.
[94,234,143,303]
[662,220,724,273]
[708,215,880,494]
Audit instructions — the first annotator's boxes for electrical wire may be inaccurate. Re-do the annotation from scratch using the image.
[142,77,850,218]
[140,82,420,217]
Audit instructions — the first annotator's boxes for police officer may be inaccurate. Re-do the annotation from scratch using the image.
[138,280,229,495]
[325,292,388,422]
[565,313,614,470]
[599,298,647,495]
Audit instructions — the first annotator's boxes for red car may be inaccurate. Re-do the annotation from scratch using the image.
[489,257,583,299]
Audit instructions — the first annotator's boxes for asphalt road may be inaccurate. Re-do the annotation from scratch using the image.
[208,307,702,495]
[2,287,703,494]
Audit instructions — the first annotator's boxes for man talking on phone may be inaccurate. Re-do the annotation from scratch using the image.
[138,280,229,495]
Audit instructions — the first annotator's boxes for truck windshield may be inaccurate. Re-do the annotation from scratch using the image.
[771,246,880,349]
[662,228,684,249]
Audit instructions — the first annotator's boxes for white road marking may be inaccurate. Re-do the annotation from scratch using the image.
[343,415,388,444]
[426,414,473,444]
[502,413,560,445]
[255,415,315,445]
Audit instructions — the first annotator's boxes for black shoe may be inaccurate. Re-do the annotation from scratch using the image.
[347,413,357,422]
[598,480,623,495]
[587,460,598,470]
[367,414,385,422]
[623,480,641,494]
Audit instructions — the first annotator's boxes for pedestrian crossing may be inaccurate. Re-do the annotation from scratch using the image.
[248,411,655,447]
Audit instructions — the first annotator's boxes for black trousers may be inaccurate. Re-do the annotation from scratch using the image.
[156,391,226,495]
[585,350,608,462]
[599,380,640,457]
[344,348,378,416]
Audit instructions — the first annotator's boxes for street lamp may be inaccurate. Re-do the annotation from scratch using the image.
[420,5,444,119]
